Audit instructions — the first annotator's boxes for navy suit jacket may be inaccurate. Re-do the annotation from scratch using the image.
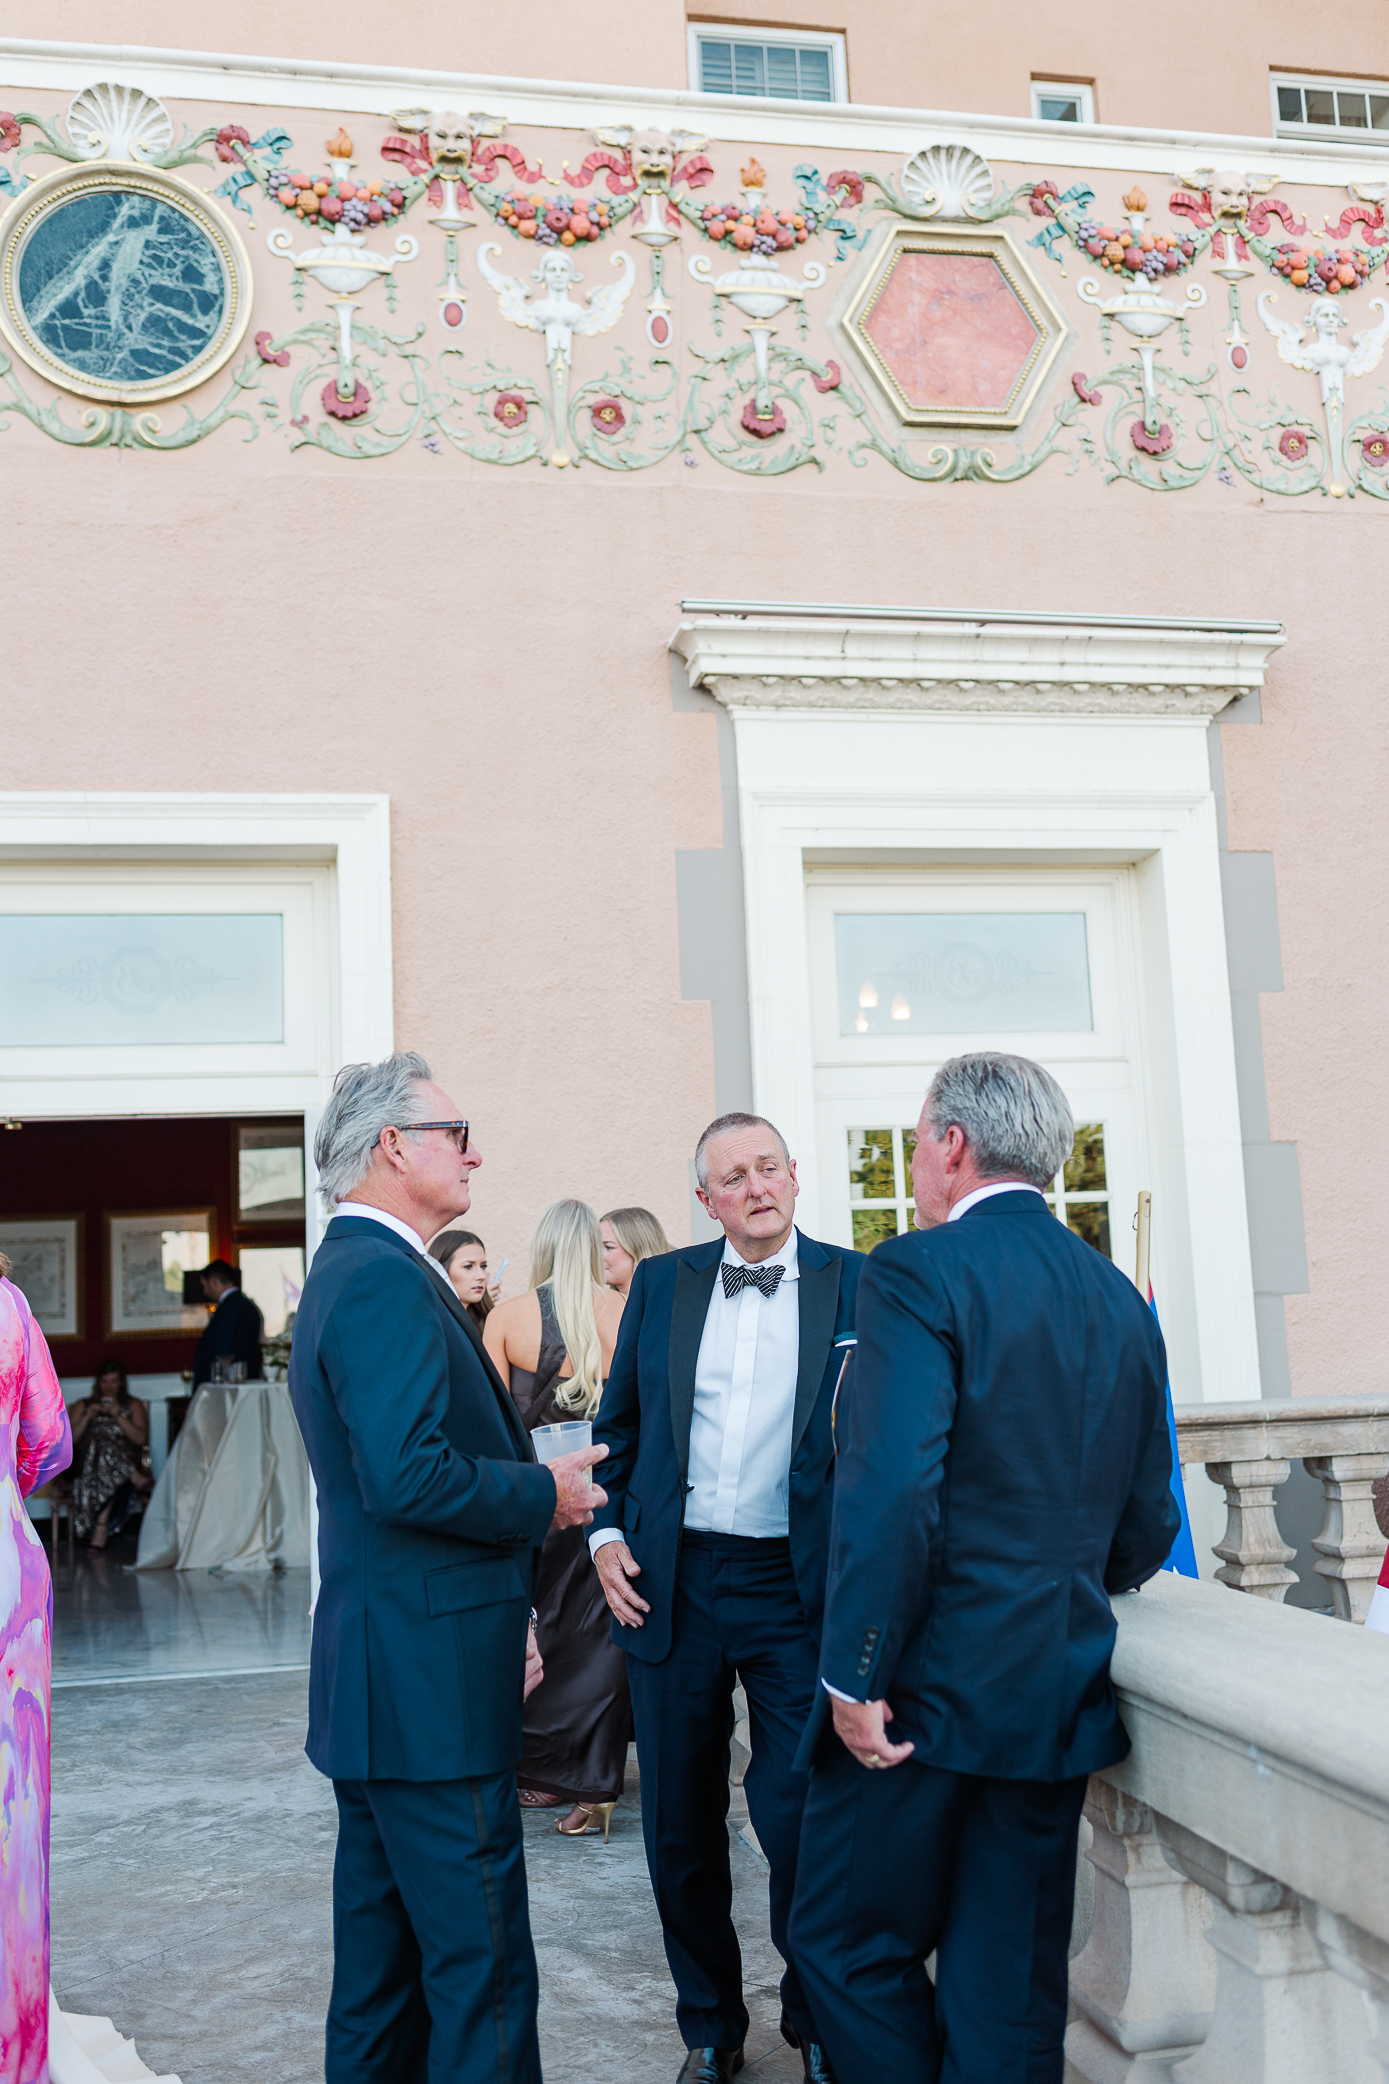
[591,1229,863,1665]
[290,1216,556,1782]
[193,1286,265,1383]
[808,1191,1179,1783]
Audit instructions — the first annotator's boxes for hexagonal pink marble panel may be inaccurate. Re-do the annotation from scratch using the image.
[860,251,1042,415]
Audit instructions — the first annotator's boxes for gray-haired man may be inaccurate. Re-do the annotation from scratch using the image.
[790,1052,1179,2084]
[290,1052,606,2084]
[591,1113,864,2084]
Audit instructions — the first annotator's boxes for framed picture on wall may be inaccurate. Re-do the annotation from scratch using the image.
[104,1210,214,1338]
[235,1122,305,1226]
[0,1215,83,1341]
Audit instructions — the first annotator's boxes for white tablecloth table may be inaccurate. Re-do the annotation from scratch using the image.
[134,1380,311,1573]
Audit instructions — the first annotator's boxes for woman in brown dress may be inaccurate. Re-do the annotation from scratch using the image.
[485,1199,628,1837]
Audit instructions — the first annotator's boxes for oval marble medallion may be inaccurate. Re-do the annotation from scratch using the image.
[0,163,252,404]
[17,188,226,385]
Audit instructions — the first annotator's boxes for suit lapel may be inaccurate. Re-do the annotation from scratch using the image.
[792,1236,841,1458]
[669,1251,721,1482]
[436,1282,534,1458]
[328,1219,532,1459]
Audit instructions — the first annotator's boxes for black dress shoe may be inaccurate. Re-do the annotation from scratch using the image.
[780,2012,839,2084]
[675,2048,744,2084]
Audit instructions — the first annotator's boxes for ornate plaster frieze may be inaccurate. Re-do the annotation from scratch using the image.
[670,616,1286,717]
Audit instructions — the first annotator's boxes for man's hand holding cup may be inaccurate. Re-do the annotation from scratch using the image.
[547,1442,608,1530]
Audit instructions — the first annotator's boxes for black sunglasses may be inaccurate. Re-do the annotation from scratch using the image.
[393,1119,469,1153]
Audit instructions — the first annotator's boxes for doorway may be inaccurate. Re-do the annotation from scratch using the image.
[805,865,1148,1269]
[0,1113,306,1475]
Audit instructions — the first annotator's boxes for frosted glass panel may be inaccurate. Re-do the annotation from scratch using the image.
[835,912,1092,1035]
[0,914,284,1045]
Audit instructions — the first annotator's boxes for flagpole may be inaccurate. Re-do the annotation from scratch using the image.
[1139,1188,1201,1578]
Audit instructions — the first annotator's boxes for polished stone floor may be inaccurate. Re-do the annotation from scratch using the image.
[49,1541,801,2084]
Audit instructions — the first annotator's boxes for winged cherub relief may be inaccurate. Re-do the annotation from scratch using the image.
[1257,290,1389,491]
[476,241,636,457]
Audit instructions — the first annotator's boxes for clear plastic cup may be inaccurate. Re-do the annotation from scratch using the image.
[531,1419,593,1481]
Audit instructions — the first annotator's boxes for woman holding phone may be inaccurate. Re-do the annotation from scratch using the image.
[485,1199,628,1837]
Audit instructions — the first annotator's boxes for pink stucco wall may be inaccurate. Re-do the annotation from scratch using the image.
[36,0,1389,135]
[1,79,1384,1388]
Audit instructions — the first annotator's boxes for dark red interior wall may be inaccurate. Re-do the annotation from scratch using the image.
[0,1117,236,1382]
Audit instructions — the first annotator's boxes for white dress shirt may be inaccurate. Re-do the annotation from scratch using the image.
[822,1179,1043,1703]
[332,1202,459,1294]
[947,1180,1043,1221]
[590,1227,802,1558]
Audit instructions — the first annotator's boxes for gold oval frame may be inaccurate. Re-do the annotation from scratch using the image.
[0,160,252,405]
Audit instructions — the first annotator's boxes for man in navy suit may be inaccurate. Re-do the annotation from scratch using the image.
[591,1113,862,2084]
[193,1261,265,1382]
[290,1052,606,2084]
[790,1053,1180,2084]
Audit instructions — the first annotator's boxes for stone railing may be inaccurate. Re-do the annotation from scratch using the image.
[1067,1571,1389,2083]
[1175,1397,1389,1622]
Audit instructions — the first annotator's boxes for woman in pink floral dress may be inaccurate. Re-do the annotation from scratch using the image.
[0,1257,72,2084]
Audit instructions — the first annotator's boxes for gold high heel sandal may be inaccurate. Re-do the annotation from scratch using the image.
[555,1800,618,1842]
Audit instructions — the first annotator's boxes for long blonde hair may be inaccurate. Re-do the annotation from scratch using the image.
[529,1199,605,1417]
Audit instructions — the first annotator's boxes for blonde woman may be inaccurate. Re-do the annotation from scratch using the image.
[600,1206,671,1299]
[485,1199,628,1837]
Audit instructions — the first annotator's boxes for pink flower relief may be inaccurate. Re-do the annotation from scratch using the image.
[215,124,252,163]
[494,392,529,429]
[1278,428,1311,462]
[1361,431,1389,468]
[590,397,627,435]
[321,378,371,421]
[741,398,786,440]
[1130,420,1173,455]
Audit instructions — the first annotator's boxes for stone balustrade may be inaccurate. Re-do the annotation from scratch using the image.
[1174,1397,1389,1621]
[1067,1571,1389,2082]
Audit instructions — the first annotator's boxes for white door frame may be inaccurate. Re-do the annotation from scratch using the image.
[672,614,1286,1410]
[0,792,392,1132]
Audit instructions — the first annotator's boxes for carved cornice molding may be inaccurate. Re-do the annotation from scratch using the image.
[670,617,1286,719]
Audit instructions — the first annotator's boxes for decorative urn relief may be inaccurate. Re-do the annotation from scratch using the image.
[264,130,418,412]
[1076,274,1208,436]
[845,223,1066,430]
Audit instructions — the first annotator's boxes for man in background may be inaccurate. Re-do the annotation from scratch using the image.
[192,1260,264,1383]
[791,1053,1179,2084]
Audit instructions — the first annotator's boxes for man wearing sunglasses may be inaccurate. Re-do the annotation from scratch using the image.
[290,1050,607,2084]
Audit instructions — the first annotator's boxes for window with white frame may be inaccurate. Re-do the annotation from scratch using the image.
[688,24,846,102]
[1032,80,1094,124]
[1273,73,1389,139]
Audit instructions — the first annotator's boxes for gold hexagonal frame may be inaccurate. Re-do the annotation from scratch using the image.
[0,160,252,406]
[845,221,1068,432]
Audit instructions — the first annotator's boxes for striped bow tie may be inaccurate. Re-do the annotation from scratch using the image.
[722,1262,785,1299]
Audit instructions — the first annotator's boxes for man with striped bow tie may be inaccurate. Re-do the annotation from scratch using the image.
[591,1115,863,2084]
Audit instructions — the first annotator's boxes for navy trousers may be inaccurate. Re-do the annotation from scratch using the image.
[327,1772,541,2084]
[626,1530,821,2051]
[789,1742,1088,2084]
